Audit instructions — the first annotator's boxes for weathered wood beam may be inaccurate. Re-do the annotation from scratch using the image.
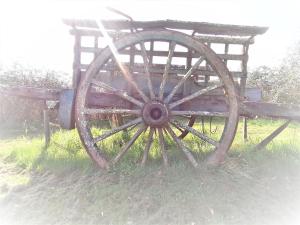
[69,29,125,37]
[69,29,255,44]
[63,19,268,36]
[86,93,300,121]
[0,86,61,101]
[87,88,261,110]
[195,35,255,44]
[79,63,245,78]
[80,47,246,61]
[241,102,300,121]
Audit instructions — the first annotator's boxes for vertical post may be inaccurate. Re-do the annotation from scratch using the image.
[241,42,250,142]
[186,46,192,69]
[129,44,135,68]
[224,43,229,65]
[243,117,248,141]
[43,107,50,148]
[24,120,28,136]
[205,42,211,85]
[184,43,192,97]
[73,30,81,89]
[93,35,98,59]
[128,44,135,100]
[149,41,154,65]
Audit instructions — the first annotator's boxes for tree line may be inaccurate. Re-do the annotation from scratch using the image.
[248,40,300,104]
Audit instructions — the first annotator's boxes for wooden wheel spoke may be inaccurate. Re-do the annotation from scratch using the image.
[171,119,219,147]
[139,42,155,99]
[141,127,154,166]
[96,20,149,103]
[91,79,144,107]
[165,126,198,168]
[158,128,168,166]
[164,56,205,104]
[115,59,150,102]
[83,108,141,115]
[172,122,185,133]
[159,41,176,100]
[169,84,223,109]
[172,110,228,117]
[111,124,147,165]
[93,117,143,143]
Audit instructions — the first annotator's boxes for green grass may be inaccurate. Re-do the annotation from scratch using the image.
[0,118,299,173]
[0,119,300,225]
[0,129,93,174]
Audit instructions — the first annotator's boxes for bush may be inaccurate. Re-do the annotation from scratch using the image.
[248,41,300,104]
[0,63,70,132]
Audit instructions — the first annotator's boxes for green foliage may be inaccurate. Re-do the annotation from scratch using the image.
[248,41,300,104]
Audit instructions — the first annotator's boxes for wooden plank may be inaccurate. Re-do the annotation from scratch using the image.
[69,29,255,44]
[80,63,245,78]
[87,94,300,122]
[87,87,262,109]
[87,92,132,108]
[0,86,61,101]
[63,19,268,36]
[69,29,125,37]
[89,69,254,97]
[195,35,254,44]
[80,47,246,61]
[241,101,300,121]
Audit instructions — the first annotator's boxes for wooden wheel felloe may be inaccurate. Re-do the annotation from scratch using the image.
[75,30,239,169]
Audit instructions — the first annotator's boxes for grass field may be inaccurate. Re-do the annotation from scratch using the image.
[0,119,300,225]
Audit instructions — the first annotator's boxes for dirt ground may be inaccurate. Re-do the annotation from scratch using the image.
[0,150,300,225]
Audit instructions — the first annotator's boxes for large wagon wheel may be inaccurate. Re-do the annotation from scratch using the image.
[75,30,239,169]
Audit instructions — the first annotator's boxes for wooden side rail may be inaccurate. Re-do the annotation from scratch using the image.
[69,29,255,45]
[241,101,300,122]
[0,86,61,101]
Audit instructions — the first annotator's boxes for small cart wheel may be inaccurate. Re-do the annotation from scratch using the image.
[75,30,239,169]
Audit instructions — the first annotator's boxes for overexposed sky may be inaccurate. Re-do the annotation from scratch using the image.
[0,0,300,74]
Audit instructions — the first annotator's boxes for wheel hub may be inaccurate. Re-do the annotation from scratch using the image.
[142,101,169,127]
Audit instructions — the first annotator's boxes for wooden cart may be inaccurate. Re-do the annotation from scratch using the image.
[1,18,299,169]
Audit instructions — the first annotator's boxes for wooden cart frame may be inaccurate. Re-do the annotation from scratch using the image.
[1,18,299,169]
